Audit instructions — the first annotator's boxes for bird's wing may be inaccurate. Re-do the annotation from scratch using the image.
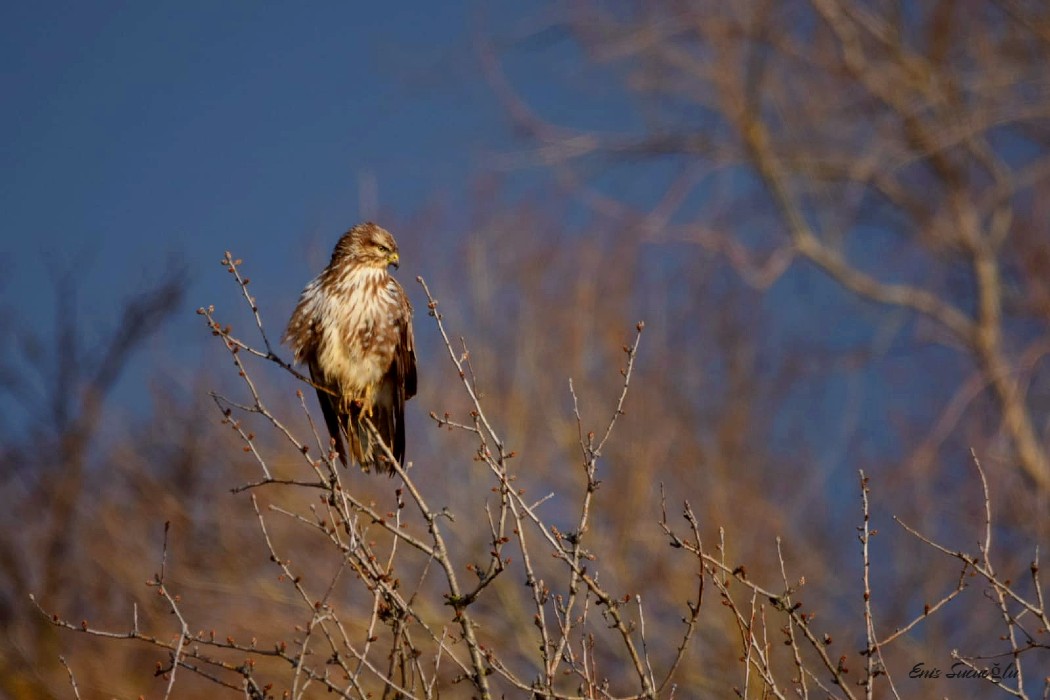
[394,292,417,462]
[371,290,416,472]
[310,362,348,466]
[367,374,399,473]
[401,305,417,400]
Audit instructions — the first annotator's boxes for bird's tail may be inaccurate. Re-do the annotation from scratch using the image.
[347,405,396,475]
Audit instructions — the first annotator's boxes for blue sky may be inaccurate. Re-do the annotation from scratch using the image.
[2,2,495,276]
[0,2,969,490]
[1,3,525,412]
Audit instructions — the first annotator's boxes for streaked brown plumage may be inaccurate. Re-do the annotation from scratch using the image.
[283,223,416,473]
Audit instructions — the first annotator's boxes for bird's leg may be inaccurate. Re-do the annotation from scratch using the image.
[357,384,375,418]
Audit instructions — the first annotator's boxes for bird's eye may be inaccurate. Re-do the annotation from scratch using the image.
[378,245,390,254]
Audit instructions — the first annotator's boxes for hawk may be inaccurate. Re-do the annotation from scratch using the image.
[283,223,417,473]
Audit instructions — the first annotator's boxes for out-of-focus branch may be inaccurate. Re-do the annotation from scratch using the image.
[727,0,1050,490]
[481,2,1050,495]
[737,83,975,343]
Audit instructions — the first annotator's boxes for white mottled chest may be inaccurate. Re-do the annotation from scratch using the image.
[313,268,400,393]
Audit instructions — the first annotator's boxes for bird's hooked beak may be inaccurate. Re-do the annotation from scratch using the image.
[388,251,400,269]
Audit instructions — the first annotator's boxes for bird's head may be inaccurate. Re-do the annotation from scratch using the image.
[333,222,401,270]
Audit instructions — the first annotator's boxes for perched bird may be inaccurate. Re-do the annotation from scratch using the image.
[283,223,417,473]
